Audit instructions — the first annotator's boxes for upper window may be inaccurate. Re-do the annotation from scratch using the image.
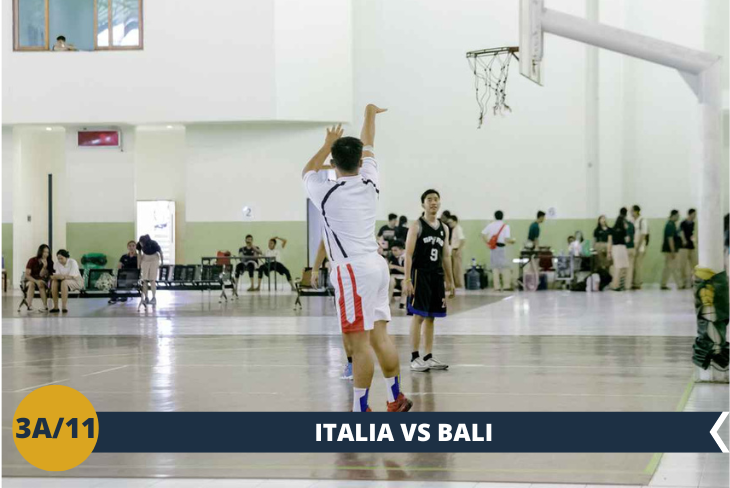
[13,0,143,52]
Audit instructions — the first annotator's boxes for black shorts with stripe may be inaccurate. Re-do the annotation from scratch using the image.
[407,268,446,318]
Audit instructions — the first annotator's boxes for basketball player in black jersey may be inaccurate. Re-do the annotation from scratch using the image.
[404,189,455,372]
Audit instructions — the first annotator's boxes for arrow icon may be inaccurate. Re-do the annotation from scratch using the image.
[710,412,728,453]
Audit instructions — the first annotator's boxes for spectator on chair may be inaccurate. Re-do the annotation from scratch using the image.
[388,241,407,308]
[377,213,398,253]
[24,244,54,312]
[237,234,262,291]
[109,240,138,304]
[256,237,295,291]
[49,249,83,314]
[395,215,409,242]
[137,235,163,306]
[447,215,466,288]
[569,231,584,257]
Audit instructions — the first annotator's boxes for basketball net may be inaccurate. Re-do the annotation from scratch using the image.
[466,47,518,128]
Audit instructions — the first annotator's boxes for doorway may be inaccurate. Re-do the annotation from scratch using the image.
[136,201,175,264]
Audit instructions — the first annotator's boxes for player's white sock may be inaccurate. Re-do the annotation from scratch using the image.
[384,375,400,403]
[353,387,369,412]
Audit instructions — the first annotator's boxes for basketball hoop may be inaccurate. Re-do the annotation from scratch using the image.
[466,46,519,128]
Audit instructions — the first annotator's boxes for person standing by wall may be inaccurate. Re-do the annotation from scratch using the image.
[526,211,545,249]
[624,210,636,290]
[609,209,630,291]
[395,215,409,242]
[137,234,163,305]
[482,210,516,292]
[630,205,649,290]
[678,209,697,289]
[593,215,611,272]
[661,210,682,290]
[447,215,466,289]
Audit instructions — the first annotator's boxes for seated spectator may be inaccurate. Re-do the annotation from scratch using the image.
[51,35,77,51]
[24,244,54,312]
[567,235,575,252]
[377,213,398,253]
[49,249,83,313]
[236,234,262,291]
[256,237,295,291]
[395,216,409,242]
[109,240,138,304]
[137,235,163,306]
[388,241,406,308]
[569,231,584,257]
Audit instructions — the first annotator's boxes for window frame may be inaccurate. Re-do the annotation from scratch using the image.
[13,0,50,51]
[93,0,144,51]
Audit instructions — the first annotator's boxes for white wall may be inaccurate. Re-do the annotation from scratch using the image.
[350,0,589,220]
[135,126,187,261]
[185,123,333,222]
[65,126,135,223]
[12,127,67,283]
[274,0,352,121]
[3,0,351,125]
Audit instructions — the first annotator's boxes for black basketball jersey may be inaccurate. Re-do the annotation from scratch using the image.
[412,217,446,273]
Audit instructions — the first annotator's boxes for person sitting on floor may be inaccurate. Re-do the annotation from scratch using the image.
[236,234,262,291]
[255,237,296,291]
[24,244,54,312]
[49,249,83,314]
[109,240,138,304]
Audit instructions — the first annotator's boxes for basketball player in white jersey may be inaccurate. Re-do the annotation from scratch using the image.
[303,104,412,413]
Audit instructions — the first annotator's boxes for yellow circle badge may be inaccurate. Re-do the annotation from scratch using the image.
[13,385,99,471]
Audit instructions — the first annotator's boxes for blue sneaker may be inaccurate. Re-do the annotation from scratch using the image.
[341,363,353,380]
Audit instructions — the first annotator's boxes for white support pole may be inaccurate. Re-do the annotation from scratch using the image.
[541,6,724,272]
[539,6,725,381]
[541,8,718,75]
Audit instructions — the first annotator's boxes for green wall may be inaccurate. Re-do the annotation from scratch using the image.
[185,221,308,282]
[66,222,136,268]
[2,223,13,284]
[0,218,680,288]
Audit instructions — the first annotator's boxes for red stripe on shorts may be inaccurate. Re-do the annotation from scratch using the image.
[336,264,364,333]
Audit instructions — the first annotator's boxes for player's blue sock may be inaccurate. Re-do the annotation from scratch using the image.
[353,387,369,412]
[385,375,400,403]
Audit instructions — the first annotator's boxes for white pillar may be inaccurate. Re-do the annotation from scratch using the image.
[584,0,599,218]
[697,61,724,272]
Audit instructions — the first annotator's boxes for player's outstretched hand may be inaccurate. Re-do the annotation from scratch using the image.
[324,124,343,147]
[366,104,388,114]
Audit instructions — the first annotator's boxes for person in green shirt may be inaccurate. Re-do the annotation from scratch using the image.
[526,211,545,249]
[661,209,683,289]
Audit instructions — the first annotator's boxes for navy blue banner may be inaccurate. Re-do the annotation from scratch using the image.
[93,412,728,453]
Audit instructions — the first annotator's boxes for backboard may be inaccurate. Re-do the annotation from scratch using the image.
[519,0,544,85]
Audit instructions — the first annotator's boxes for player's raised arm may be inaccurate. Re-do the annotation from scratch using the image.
[360,104,387,158]
[302,124,343,178]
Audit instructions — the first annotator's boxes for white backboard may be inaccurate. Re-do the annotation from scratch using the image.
[519,0,544,85]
